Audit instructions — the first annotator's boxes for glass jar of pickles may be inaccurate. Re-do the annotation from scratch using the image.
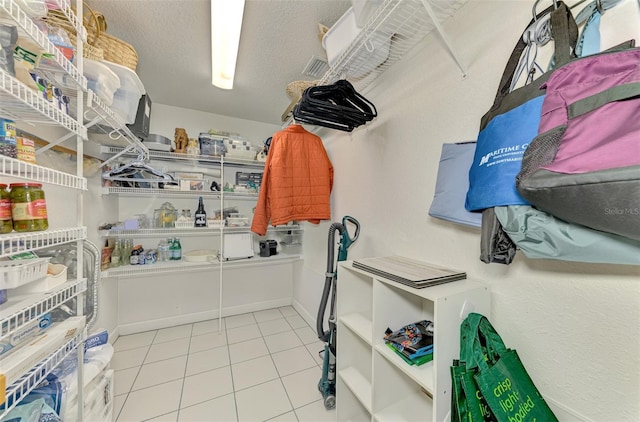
[0,184,12,233]
[9,183,48,232]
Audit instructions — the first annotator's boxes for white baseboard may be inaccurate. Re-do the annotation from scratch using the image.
[109,326,120,345]
[545,395,594,422]
[117,298,292,335]
[292,298,316,329]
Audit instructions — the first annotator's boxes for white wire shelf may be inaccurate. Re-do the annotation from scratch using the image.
[0,0,86,90]
[320,0,468,92]
[99,224,303,238]
[102,186,221,197]
[0,333,81,416]
[0,227,87,258]
[0,69,85,138]
[101,146,265,168]
[102,254,303,279]
[0,155,87,190]
[83,90,149,158]
[50,0,87,41]
[0,278,87,340]
[102,186,259,200]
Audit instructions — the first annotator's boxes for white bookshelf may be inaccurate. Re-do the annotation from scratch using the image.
[336,259,491,422]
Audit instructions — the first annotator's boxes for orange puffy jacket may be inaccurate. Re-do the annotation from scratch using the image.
[251,125,333,236]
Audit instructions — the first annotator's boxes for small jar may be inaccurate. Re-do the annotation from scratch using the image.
[0,184,13,233]
[9,183,48,232]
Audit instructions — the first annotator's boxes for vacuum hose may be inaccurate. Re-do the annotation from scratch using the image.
[316,222,344,342]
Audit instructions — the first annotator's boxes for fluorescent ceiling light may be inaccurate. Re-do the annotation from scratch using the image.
[211,0,245,90]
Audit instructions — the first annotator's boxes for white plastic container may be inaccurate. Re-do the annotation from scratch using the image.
[0,257,51,290]
[101,60,145,124]
[351,0,383,27]
[83,59,120,107]
[322,7,390,77]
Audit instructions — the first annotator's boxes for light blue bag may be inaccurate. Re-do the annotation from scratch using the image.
[494,206,640,265]
[429,142,482,228]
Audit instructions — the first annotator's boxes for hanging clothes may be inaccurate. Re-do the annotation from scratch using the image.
[251,124,333,236]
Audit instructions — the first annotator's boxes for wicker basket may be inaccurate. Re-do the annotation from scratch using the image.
[88,31,138,71]
[45,8,104,61]
[83,4,138,71]
[46,2,138,71]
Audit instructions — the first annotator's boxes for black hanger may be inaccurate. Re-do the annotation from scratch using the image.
[292,80,377,132]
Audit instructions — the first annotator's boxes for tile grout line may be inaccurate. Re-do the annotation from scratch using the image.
[115,330,159,422]
[223,316,241,422]
[114,309,320,421]
[265,309,298,417]
[174,324,194,421]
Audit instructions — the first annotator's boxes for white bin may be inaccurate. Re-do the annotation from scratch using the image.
[101,60,145,124]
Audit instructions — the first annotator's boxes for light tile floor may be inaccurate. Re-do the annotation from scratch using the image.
[112,306,337,422]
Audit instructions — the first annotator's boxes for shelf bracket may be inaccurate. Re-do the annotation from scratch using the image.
[420,0,468,77]
[99,143,140,168]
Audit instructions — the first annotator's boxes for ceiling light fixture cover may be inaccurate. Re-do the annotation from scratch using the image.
[211,0,246,90]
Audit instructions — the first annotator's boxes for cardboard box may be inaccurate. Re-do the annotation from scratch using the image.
[0,316,85,391]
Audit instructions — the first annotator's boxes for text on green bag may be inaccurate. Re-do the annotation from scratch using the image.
[494,377,536,421]
[475,390,493,417]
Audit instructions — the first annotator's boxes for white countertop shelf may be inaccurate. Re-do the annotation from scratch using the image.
[0,227,87,258]
[0,155,87,189]
[0,278,87,339]
[102,254,302,279]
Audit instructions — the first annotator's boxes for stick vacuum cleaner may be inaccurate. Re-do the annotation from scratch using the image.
[316,216,360,410]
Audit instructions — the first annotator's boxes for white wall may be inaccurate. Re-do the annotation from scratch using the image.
[295,1,640,420]
[149,103,282,146]
[110,102,288,334]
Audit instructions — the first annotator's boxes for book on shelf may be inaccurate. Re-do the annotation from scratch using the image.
[352,255,466,289]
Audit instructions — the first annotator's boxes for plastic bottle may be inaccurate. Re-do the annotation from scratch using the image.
[157,239,169,262]
[174,237,182,260]
[194,197,207,227]
[169,237,177,260]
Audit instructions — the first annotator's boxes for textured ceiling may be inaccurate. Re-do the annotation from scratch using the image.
[85,0,351,125]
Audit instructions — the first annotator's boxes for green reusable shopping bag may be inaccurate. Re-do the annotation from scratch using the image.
[451,359,497,422]
[461,313,558,422]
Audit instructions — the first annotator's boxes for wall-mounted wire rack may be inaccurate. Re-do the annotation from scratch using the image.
[283,0,469,122]
[320,0,468,91]
[0,155,87,190]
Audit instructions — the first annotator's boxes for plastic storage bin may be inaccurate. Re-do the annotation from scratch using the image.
[101,60,145,124]
[83,59,120,106]
[322,7,390,78]
[199,133,226,156]
[351,0,384,27]
[0,257,51,289]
